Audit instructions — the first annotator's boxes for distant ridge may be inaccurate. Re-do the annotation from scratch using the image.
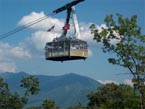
[0,72,102,108]
[0,72,27,78]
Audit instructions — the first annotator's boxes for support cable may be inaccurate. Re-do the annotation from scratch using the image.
[0,12,55,40]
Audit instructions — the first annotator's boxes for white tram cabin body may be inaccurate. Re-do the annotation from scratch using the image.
[44,0,88,62]
[45,37,88,62]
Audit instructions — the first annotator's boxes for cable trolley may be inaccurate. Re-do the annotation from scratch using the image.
[45,0,88,62]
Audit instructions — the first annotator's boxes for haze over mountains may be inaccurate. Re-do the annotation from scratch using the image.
[0,72,102,108]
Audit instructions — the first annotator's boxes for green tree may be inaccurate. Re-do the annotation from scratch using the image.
[0,78,10,108]
[67,102,85,109]
[90,14,145,108]
[87,83,140,109]
[20,75,40,96]
[0,78,25,108]
[0,75,61,109]
[27,106,41,109]
[42,99,59,109]
[0,75,40,108]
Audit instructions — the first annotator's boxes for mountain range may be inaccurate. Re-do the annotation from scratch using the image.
[0,72,102,108]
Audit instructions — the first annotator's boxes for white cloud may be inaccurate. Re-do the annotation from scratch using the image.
[97,80,119,85]
[18,11,64,31]
[0,11,128,74]
[96,24,108,33]
[88,49,93,57]
[18,12,96,57]
[0,61,16,73]
[10,46,31,58]
[123,79,133,86]
[0,42,32,73]
[0,42,31,59]
[79,23,94,43]
[30,31,60,51]
[97,79,135,86]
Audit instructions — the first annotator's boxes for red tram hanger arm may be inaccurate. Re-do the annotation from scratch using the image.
[54,0,85,38]
[53,0,85,14]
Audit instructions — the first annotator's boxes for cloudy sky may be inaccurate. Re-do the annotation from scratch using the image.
[0,0,145,84]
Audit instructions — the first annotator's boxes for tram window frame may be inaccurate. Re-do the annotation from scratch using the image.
[70,40,79,50]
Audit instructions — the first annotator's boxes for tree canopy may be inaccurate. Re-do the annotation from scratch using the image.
[87,83,140,109]
[90,14,145,108]
[0,76,61,109]
[0,76,40,109]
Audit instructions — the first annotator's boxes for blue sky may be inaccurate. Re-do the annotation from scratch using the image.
[0,0,145,84]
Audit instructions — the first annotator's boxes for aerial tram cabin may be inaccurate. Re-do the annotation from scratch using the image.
[45,37,88,61]
[45,0,88,62]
